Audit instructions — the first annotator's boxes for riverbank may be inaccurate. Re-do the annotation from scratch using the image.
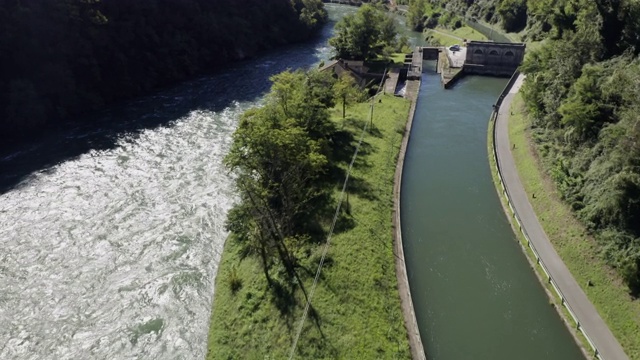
[0,0,328,151]
[502,93,640,359]
[487,72,637,359]
[206,94,412,359]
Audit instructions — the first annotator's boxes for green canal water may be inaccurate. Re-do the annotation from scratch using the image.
[400,65,585,359]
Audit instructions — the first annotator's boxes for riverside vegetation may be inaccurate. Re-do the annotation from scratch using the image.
[0,0,327,147]
[207,4,414,357]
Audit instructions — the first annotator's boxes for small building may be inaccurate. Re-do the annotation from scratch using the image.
[319,59,368,87]
[464,41,526,76]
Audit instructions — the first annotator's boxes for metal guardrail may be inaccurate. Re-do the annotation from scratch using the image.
[490,71,602,360]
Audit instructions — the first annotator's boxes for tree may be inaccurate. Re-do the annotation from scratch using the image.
[328,4,398,61]
[224,69,335,289]
[407,0,426,31]
[333,73,363,119]
[496,0,527,32]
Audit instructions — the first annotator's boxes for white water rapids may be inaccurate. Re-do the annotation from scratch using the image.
[0,5,357,359]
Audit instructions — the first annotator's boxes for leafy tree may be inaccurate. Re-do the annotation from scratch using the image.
[329,4,399,61]
[407,0,427,31]
[518,0,640,292]
[333,73,363,119]
[224,69,336,290]
[496,0,527,32]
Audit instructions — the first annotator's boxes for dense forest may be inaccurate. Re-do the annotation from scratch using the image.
[519,0,640,294]
[0,0,327,146]
[406,0,640,293]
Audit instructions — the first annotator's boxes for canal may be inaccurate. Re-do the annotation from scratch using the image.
[0,3,585,359]
[400,64,585,359]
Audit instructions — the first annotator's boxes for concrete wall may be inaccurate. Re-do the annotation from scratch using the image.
[464,41,525,76]
[421,47,440,60]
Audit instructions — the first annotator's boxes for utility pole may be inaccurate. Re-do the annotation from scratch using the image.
[369,96,374,128]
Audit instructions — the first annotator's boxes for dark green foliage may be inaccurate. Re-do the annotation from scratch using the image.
[518,0,640,293]
[329,4,401,61]
[0,0,327,145]
[226,266,243,294]
[496,0,527,32]
[224,69,337,290]
[407,0,427,30]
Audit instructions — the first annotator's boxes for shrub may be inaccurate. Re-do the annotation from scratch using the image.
[227,266,243,294]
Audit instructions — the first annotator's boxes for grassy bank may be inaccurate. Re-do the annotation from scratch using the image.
[207,94,412,359]
[504,93,640,359]
[424,26,487,46]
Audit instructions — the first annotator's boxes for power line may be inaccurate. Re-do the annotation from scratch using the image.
[287,93,378,360]
[288,68,389,358]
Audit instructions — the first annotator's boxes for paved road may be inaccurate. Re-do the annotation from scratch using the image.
[495,74,629,360]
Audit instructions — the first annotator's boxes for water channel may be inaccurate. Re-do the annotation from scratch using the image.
[400,64,584,359]
[0,4,584,359]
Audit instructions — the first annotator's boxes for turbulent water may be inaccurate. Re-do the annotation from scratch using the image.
[0,5,356,359]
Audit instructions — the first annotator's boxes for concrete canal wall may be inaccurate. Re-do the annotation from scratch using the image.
[392,50,427,360]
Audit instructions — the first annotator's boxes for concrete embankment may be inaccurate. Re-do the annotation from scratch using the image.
[392,57,427,359]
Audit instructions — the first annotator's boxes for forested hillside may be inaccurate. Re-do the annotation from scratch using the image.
[0,0,326,145]
[519,0,640,294]
[406,0,640,293]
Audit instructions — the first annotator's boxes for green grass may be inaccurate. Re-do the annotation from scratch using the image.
[389,52,408,65]
[424,26,487,47]
[207,94,412,359]
[504,93,640,360]
[450,26,488,42]
[372,53,409,70]
[478,20,520,42]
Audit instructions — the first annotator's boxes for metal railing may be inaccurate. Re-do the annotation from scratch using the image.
[490,71,602,360]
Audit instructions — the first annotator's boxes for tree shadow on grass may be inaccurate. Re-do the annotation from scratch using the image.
[346,175,378,202]
[270,280,297,317]
[329,129,357,164]
[343,116,384,139]
[291,308,339,358]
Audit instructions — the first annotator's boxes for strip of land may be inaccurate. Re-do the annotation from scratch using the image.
[494,75,630,360]
[207,94,412,359]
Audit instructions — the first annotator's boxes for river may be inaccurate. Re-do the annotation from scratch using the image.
[0,5,357,360]
[0,4,584,360]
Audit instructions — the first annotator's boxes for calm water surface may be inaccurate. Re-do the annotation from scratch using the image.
[401,65,584,359]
